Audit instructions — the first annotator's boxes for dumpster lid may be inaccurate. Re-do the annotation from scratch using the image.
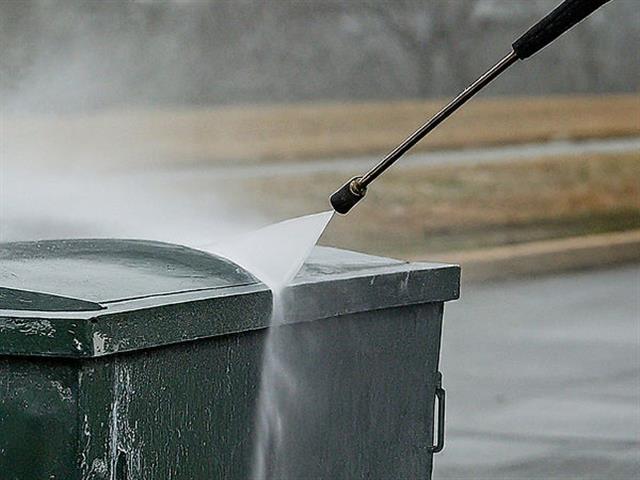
[0,239,459,358]
[0,238,256,306]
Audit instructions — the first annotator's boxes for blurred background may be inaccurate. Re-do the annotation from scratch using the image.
[1,1,638,478]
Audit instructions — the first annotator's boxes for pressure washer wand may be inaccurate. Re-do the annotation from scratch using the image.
[330,0,612,214]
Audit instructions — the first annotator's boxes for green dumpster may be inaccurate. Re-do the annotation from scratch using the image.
[0,239,459,479]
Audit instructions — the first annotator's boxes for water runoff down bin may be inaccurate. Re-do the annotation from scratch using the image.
[0,238,459,479]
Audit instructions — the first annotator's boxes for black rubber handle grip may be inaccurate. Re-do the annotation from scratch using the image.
[512,0,612,59]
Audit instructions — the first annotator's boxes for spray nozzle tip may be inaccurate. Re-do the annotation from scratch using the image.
[330,177,366,215]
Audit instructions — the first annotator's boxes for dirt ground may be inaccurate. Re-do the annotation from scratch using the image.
[5,94,639,168]
[227,151,640,257]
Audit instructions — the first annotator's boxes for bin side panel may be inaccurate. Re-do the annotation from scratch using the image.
[265,302,443,480]
[77,358,119,480]
[0,358,79,480]
[83,328,265,480]
[89,302,442,480]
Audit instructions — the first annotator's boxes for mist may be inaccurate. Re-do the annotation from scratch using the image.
[1,2,276,245]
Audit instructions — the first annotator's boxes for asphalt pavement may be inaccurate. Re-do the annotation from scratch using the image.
[434,264,640,479]
[151,136,640,180]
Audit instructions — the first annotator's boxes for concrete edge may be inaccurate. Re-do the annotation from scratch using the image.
[409,230,640,283]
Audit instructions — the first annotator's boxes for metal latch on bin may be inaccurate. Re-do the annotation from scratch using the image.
[430,371,446,454]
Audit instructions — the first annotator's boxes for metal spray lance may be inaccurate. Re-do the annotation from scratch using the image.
[330,0,613,214]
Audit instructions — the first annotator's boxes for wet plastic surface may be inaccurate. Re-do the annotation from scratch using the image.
[0,239,460,479]
[0,240,459,357]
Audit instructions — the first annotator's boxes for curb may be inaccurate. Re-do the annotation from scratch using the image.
[411,230,640,283]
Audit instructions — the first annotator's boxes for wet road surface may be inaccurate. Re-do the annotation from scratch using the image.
[434,264,640,479]
[153,136,640,180]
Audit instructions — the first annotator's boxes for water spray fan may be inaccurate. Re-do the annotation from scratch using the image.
[330,0,613,214]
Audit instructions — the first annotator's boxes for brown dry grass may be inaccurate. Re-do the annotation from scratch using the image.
[5,94,639,167]
[229,151,640,258]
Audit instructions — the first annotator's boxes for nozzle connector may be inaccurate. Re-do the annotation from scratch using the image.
[330,177,367,214]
